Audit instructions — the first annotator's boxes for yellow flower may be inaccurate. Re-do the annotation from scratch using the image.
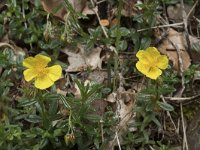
[23,54,62,90]
[136,47,168,80]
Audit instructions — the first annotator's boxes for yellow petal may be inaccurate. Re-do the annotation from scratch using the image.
[47,65,62,81]
[136,61,150,75]
[23,69,37,81]
[23,57,35,69]
[146,67,162,80]
[156,55,169,70]
[136,50,150,65]
[34,75,54,90]
[146,47,160,57]
[35,54,51,68]
[136,50,145,59]
[23,54,51,69]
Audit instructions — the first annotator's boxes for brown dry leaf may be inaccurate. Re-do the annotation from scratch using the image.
[62,45,103,72]
[41,0,87,20]
[87,70,107,84]
[0,41,25,78]
[91,99,108,116]
[157,28,191,71]
[0,42,16,50]
[0,41,25,57]
[100,19,109,27]
[167,3,193,22]
[0,0,5,10]
[185,35,200,63]
[82,2,96,16]
[105,87,136,149]
[121,0,138,17]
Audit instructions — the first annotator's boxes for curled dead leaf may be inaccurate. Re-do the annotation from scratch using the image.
[121,0,138,17]
[41,0,87,20]
[62,45,103,72]
[167,3,193,22]
[105,87,136,149]
[157,28,191,71]
[88,70,107,84]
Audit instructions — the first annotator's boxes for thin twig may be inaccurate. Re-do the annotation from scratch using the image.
[164,94,200,101]
[180,0,193,60]
[90,0,108,38]
[180,103,189,150]
[22,1,27,29]
[167,39,185,96]
[161,95,177,131]
[149,145,155,150]
[0,42,15,51]
[186,0,199,19]
[137,22,184,32]
[115,131,122,150]
[100,119,104,142]
[177,118,180,134]
[193,16,200,38]
[96,0,107,5]
[193,16,200,23]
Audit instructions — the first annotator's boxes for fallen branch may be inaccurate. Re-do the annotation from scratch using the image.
[137,22,184,32]
[164,94,200,101]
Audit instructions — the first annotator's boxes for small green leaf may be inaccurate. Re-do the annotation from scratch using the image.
[163,0,179,4]
[18,99,37,107]
[140,37,151,49]
[34,0,41,8]
[119,27,130,37]
[157,101,174,111]
[59,95,71,109]
[25,115,42,123]
[84,114,101,123]
[151,116,161,127]
[118,40,128,51]
[0,24,4,38]
[110,27,118,38]
[101,87,111,94]
[192,43,200,53]
[53,129,63,137]
[159,85,176,95]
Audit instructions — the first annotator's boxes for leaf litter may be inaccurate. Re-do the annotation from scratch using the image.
[1,0,200,149]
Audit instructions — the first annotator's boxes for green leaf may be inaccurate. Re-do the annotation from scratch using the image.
[151,116,161,127]
[159,85,176,95]
[119,27,130,37]
[118,40,128,51]
[163,0,179,4]
[0,24,4,38]
[143,130,149,142]
[53,129,63,137]
[59,95,71,109]
[140,37,151,49]
[25,115,42,123]
[146,101,155,111]
[133,13,143,22]
[157,101,174,111]
[110,27,130,37]
[101,87,111,94]
[109,26,118,38]
[131,32,140,51]
[18,99,37,107]
[192,43,200,53]
[48,98,58,116]
[84,114,101,123]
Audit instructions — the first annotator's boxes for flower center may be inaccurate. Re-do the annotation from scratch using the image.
[35,62,49,77]
[37,68,48,77]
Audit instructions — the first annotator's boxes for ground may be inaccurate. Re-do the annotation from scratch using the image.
[0,0,200,150]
